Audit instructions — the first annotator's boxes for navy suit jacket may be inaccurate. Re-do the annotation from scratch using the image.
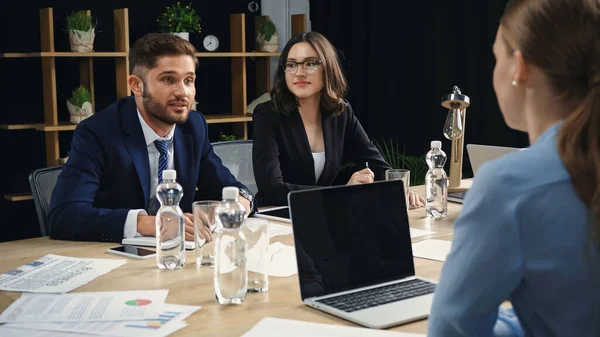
[48,96,247,242]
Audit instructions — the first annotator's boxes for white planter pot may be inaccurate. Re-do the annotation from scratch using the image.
[69,29,95,52]
[172,32,189,41]
[256,32,278,52]
[67,101,93,124]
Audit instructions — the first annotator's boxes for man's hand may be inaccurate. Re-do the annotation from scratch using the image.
[239,196,252,216]
[137,215,156,237]
[191,210,214,246]
[138,214,196,241]
[183,213,196,241]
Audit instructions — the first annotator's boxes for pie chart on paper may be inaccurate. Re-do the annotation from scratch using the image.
[125,299,152,306]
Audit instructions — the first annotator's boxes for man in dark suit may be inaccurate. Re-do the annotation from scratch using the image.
[48,33,253,242]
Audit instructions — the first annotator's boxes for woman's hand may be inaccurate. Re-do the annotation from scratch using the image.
[347,168,374,185]
[408,190,426,209]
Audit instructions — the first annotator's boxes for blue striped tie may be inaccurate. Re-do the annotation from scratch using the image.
[154,139,170,214]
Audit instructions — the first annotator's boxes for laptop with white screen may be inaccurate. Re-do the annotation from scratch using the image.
[287,180,436,329]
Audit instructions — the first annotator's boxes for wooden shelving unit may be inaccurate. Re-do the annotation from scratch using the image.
[1,10,307,201]
[0,52,128,58]
[4,193,34,202]
[1,7,130,202]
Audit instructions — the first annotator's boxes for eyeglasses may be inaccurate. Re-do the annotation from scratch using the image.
[284,59,322,74]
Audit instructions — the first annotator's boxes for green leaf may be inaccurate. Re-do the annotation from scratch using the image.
[258,19,277,41]
[68,85,91,107]
[157,2,201,33]
[374,137,429,185]
[66,11,95,32]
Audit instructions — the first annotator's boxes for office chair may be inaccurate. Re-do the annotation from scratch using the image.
[29,165,62,236]
[211,140,258,195]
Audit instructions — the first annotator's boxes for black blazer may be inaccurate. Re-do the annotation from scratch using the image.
[252,101,391,206]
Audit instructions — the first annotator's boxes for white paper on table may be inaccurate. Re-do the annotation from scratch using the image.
[4,303,199,337]
[409,228,435,239]
[216,240,297,277]
[0,322,188,337]
[247,242,297,278]
[244,218,292,239]
[0,254,126,293]
[267,222,293,238]
[411,239,452,262]
[0,290,169,323]
[242,317,426,337]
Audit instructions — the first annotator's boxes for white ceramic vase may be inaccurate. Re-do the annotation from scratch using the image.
[67,101,93,124]
[172,32,190,41]
[256,32,278,52]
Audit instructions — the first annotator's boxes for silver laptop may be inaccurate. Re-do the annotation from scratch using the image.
[466,144,520,175]
[447,144,521,204]
[287,180,436,329]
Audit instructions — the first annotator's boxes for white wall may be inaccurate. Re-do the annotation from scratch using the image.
[260,0,312,83]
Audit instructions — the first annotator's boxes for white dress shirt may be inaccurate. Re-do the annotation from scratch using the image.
[312,152,326,182]
[123,109,175,239]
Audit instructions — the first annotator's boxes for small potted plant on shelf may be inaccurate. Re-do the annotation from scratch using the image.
[256,18,278,52]
[67,85,93,124]
[157,2,201,41]
[66,10,96,52]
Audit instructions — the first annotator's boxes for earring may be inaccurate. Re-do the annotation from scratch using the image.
[511,80,518,87]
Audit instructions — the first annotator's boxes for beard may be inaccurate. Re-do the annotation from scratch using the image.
[142,86,190,125]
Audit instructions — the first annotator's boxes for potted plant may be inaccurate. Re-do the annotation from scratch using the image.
[157,2,201,41]
[374,138,429,185]
[66,11,96,52]
[67,85,93,124]
[256,18,278,52]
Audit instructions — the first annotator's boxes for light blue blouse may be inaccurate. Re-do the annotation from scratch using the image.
[428,122,600,336]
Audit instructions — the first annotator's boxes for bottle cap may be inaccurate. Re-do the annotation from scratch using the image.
[162,169,176,181]
[222,186,239,201]
[431,141,442,149]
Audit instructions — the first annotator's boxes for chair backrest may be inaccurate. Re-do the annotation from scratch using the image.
[29,165,62,236]
[211,140,258,195]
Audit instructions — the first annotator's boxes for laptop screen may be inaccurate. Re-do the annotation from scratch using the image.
[288,180,415,300]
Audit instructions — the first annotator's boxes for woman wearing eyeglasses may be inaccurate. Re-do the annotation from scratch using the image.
[252,32,425,207]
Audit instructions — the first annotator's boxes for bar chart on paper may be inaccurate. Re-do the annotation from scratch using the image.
[124,312,180,330]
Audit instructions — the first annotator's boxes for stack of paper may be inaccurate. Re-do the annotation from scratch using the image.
[0,290,200,337]
[0,254,127,293]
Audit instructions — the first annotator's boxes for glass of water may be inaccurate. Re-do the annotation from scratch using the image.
[385,169,410,210]
[192,201,221,267]
[242,218,269,293]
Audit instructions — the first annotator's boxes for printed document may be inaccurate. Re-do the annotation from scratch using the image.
[0,254,126,293]
[0,290,169,323]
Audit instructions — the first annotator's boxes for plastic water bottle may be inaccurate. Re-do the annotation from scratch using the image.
[214,187,248,305]
[155,169,186,270]
[425,141,448,219]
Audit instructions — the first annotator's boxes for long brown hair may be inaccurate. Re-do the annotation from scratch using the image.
[501,0,600,242]
[271,32,348,116]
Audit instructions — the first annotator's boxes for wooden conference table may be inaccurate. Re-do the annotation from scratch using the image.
[0,182,470,336]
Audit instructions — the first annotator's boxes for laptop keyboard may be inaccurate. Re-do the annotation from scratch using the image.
[315,279,436,313]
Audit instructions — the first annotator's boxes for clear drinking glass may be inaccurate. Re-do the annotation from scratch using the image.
[192,201,221,267]
[385,169,410,210]
[242,218,269,293]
